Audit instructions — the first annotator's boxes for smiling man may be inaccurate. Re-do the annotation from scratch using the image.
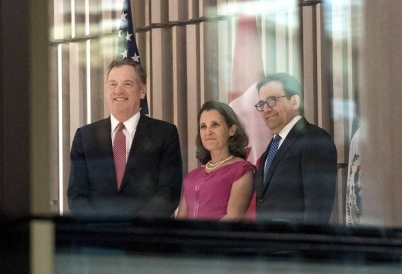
[254,73,337,225]
[67,59,183,218]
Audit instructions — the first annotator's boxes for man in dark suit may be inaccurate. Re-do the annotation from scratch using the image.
[254,73,337,224]
[67,59,183,218]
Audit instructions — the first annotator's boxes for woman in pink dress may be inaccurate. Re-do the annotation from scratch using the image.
[176,101,255,221]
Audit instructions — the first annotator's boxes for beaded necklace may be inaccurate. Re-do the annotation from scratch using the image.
[205,155,234,171]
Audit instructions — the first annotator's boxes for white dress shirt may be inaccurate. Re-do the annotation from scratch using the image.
[110,112,140,161]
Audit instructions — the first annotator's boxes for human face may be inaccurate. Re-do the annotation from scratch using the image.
[105,65,146,122]
[199,110,236,155]
[258,81,299,134]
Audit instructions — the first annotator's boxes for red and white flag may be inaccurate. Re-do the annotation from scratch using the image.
[229,12,272,220]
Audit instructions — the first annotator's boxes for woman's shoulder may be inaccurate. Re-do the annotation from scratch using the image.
[230,158,256,171]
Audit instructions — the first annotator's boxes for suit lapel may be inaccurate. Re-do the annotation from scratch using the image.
[95,118,116,186]
[256,143,270,194]
[261,118,308,194]
[120,115,151,189]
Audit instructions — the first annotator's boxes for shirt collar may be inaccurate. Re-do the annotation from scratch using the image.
[110,112,141,134]
[277,115,302,141]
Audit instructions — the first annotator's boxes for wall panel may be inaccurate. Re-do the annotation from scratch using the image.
[186,23,201,171]
[360,0,402,227]
[302,5,317,124]
[151,0,168,24]
[188,0,199,20]
[150,28,173,121]
[172,26,189,173]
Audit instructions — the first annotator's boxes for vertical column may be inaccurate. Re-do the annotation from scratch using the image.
[31,0,52,273]
[360,0,402,227]
[151,28,173,121]
[186,24,201,171]
[150,1,172,121]
[172,25,188,173]
[301,4,318,124]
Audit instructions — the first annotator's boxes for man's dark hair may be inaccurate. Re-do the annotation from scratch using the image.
[257,73,304,116]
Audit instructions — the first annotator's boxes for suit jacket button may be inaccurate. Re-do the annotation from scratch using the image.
[258,198,264,203]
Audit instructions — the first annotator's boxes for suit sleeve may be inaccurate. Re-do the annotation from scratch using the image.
[302,131,337,224]
[67,128,96,216]
[136,124,183,218]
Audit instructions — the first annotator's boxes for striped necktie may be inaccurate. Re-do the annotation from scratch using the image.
[263,135,281,183]
[113,123,126,190]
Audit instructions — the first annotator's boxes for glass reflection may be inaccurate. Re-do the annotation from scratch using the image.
[47,0,372,228]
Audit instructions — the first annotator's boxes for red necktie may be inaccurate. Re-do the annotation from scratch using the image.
[113,123,126,190]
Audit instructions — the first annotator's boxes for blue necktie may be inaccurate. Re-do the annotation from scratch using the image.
[264,135,281,183]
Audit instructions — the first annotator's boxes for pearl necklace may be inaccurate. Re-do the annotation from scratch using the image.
[205,155,234,171]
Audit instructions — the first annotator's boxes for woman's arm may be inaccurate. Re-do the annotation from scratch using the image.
[221,170,255,221]
[176,196,189,219]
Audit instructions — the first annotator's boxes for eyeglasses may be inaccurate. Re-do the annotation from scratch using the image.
[254,96,289,112]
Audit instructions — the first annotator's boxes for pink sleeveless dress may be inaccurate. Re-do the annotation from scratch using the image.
[183,160,255,220]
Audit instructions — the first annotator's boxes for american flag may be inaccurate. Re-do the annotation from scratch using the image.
[117,0,149,114]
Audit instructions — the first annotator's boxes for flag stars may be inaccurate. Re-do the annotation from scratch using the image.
[121,49,128,59]
[131,53,140,62]
[125,32,132,42]
[116,2,140,64]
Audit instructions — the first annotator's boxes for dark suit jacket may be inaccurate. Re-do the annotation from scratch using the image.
[255,117,337,224]
[67,115,183,219]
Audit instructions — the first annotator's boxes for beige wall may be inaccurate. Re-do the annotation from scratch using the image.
[360,1,402,227]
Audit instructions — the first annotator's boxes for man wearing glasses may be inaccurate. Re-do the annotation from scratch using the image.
[254,73,337,225]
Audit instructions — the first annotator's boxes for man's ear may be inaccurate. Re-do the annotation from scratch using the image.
[140,85,147,99]
[291,95,300,110]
